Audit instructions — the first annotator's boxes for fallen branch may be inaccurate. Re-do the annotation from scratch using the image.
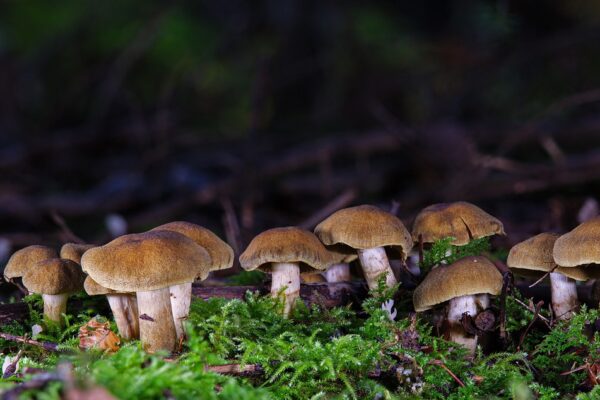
[0,332,60,352]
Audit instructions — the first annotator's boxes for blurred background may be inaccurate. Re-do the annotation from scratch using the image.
[1,0,600,271]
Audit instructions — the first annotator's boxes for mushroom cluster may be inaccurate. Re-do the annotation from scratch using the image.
[7,199,594,358]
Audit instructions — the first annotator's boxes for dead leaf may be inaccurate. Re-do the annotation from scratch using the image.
[78,317,120,352]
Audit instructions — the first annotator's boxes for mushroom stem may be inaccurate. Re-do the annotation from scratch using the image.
[271,262,300,318]
[42,294,69,324]
[549,272,579,320]
[169,282,192,340]
[106,294,139,340]
[137,288,177,353]
[323,263,351,282]
[357,247,397,290]
[447,295,478,354]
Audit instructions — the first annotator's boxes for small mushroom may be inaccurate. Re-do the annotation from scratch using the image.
[150,221,234,340]
[322,245,356,283]
[240,227,334,317]
[315,205,413,290]
[413,256,502,354]
[60,243,95,263]
[301,272,326,283]
[84,276,140,340]
[554,218,600,310]
[81,231,210,352]
[22,258,86,324]
[412,202,505,246]
[4,245,58,292]
[508,233,600,320]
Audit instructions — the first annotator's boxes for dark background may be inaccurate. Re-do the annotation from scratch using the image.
[1,0,600,267]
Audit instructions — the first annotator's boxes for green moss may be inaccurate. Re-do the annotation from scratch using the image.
[0,281,593,398]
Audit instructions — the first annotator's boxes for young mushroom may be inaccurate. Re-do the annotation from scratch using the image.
[81,231,210,353]
[507,233,600,320]
[300,272,326,283]
[554,217,600,310]
[412,201,505,247]
[4,245,58,293]
[315,205,413,290]
[22,258,86,324]
[84,276,140,340]
[413,256,503,354]
[240,227,334,317]
[322,245,356,283]
[150,221,234,340]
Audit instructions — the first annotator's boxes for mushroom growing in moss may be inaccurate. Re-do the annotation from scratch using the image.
[150,221,234,340]
[553,218,600,311]
[22,258,86,324]
[81,231,210,352]
[315,205,413,290]
[412,201,505,247]
[84,276,140,340]
[240,227,334,317]
[508,232,600,320]
[413,256,502,354]
[4,245,58,293]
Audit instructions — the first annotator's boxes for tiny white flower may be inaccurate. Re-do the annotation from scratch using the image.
[32,324,43,337]
[381,300,397,321]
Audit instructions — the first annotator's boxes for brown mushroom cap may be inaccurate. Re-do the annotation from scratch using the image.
[150,221,234,274]
[240,227,335,273]
[22,258,86,295]
[314,205,413,260]
[81,230,211,292]
[413,256,503,312]
[554,217,600,267]
[4,245,58,280]
[507,233,560,273]
[60,243,95,264]
[412,202,505,246]
[84,276,120,295]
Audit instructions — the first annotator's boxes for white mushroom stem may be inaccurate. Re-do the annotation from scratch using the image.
[323,263,351,282]
[42,294,69,324]
[447,294,480,355]
[107,294,139,340]
[357,247,397,290]
[271,262,300,318]
[549,272,579,320]
[169,282,192,340]
[137,288,177,353]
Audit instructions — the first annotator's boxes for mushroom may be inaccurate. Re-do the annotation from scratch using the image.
[4,245,58,293]
[22,258,86,324]
[301,272,326,283]
[412,202,505,247]
[84,276,140,340]
[150,221,234,339]
[508,233,600,320]
[322,245,356,283]
[314,205,413,290]
[554,218,600,310]
[81,231,210,352]
[413,256,503,354]
[60,243,95,263]
[240,227,334,317]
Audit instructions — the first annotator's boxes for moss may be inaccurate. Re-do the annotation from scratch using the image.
[0,240,593,398]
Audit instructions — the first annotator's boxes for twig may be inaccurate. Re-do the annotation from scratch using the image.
[429,360,465,387]
[517,300,544,350]
[512,298,551,326]
[0,332,60,352]
[528,266,557,288]
[50,211,85,244]
[299,188,357,229]
[499,271,512,342]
